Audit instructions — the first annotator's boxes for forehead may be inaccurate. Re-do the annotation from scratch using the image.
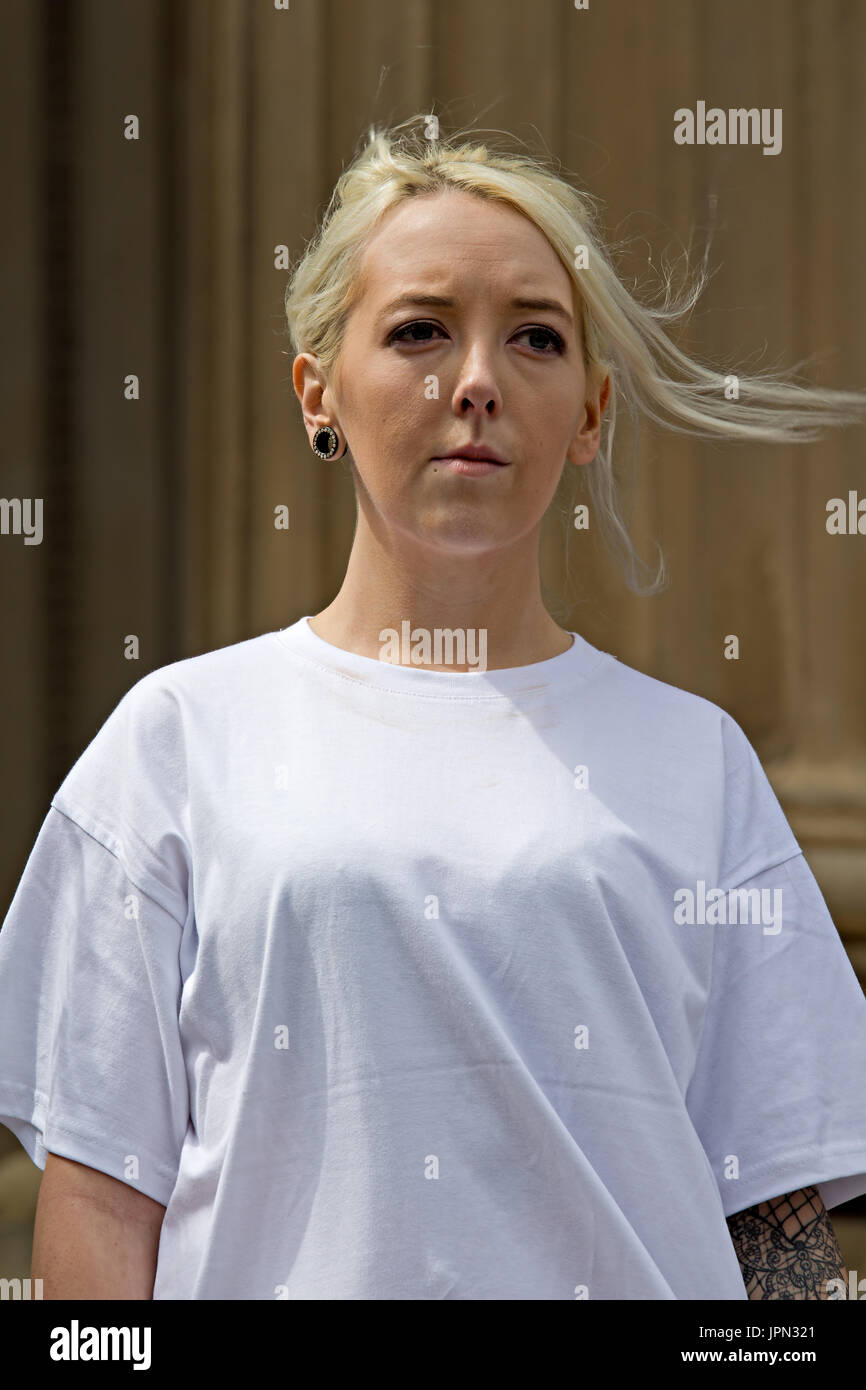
[353,189,572,304]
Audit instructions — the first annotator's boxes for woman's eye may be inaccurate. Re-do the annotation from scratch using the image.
[389,321,445,344]
[388,321,565,354]
[516,325,565,354]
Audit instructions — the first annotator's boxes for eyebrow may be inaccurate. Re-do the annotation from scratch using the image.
[375,293,574,327]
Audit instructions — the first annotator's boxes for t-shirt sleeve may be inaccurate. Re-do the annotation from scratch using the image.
[0,676,192,1207]
[685,714,866,1215]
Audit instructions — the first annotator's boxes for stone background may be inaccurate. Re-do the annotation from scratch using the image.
[1,0,865,1295]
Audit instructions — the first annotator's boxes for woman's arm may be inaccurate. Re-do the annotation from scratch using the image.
[31,1151,166,1299]
[726,1185,847,1299]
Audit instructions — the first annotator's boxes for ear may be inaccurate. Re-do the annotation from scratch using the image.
[566,371,610,468]
[293,353,337,443]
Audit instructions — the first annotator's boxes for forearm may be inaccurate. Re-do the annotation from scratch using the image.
[31,1153,164,1300]
[726,1185,847,1299]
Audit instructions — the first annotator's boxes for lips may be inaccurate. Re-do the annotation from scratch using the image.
[434,445,508,465]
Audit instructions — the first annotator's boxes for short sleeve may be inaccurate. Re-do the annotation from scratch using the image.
[715,712,801,887]
[50,674,192,927]
[686,851,866,1216]
[0,805,190,1205]
[0,674,193,1207]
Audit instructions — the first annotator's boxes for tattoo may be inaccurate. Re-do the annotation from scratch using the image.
[726,1186,847,1299]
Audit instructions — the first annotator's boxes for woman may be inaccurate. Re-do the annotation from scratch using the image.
[2,121,866,1301]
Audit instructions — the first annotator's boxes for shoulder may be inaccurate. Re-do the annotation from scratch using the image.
[127,630,282,706]
[589,645,751,765]
[53,631,283,811]
[91,630,285,742]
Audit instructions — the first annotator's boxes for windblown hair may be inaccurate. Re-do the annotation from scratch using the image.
[284,117,866,596]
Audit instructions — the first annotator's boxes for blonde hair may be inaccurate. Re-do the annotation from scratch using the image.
[284,117,866,596]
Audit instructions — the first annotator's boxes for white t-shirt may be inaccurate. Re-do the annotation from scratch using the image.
[2,615,866,1301]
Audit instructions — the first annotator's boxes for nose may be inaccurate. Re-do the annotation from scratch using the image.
[451,349,502,417]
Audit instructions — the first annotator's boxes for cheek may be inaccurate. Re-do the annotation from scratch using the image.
[347,372,410,432]
[377,393,431,445]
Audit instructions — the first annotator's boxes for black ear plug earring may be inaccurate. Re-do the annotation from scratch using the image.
[312,426,345,459]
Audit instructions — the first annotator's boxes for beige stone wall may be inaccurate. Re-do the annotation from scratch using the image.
[1,0,865,1289]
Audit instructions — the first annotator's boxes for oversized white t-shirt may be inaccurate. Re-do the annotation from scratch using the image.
[2,615,866,1301]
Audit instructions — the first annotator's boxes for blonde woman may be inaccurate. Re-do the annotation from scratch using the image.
[2,121,866,1301]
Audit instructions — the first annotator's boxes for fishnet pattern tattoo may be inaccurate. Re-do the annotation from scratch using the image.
[726,1186,847,1299]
